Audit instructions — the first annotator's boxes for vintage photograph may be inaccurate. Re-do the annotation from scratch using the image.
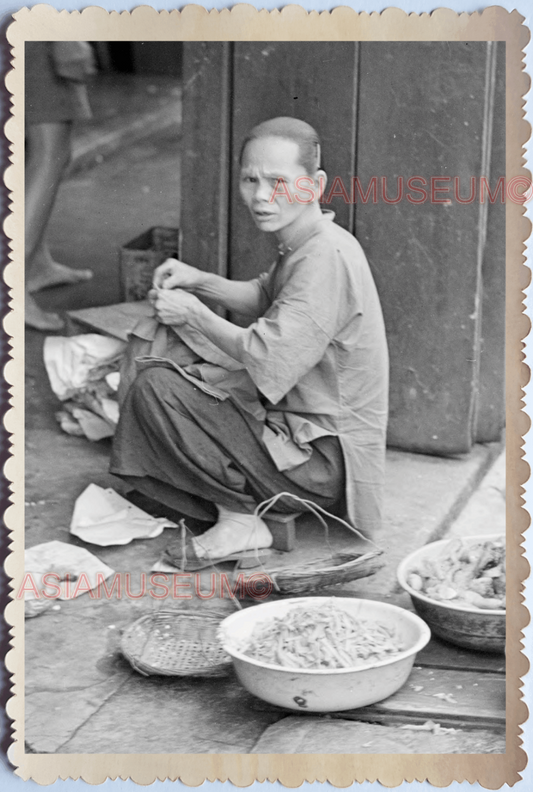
[20,36,508,753]
[4,7,528,785]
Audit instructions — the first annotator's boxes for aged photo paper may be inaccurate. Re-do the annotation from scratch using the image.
[3,4,530,786]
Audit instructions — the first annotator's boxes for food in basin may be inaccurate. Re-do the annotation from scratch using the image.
[397,534,505,652]
[220,597,431,712]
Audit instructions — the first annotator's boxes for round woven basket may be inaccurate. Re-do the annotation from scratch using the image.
[269,549,384,595]
[121,610,232,677]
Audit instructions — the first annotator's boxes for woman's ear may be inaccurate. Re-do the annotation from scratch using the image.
[316,170,328,202]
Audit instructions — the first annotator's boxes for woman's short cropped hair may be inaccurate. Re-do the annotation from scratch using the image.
[239,117,321,175]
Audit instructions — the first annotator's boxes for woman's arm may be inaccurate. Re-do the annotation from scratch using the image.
[153,258,263,316]
[196,272,265,316]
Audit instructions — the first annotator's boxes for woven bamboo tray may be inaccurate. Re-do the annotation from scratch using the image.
[267,549,384,595]
[121,610,232,677]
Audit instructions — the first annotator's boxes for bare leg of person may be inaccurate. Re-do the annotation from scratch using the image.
[25,122,89,330]
[28,239,93,293]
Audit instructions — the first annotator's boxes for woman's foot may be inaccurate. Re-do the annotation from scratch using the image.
[25,292,64,331]
[192,505,273,560]
[27,260,93,293]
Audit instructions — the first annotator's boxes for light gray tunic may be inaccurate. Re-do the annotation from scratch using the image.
[237,211,389,535]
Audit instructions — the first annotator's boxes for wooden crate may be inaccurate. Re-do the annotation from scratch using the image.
[119,226,180,301]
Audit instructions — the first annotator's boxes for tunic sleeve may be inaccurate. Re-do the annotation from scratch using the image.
[244,266,276,319]
[237,241,360,404]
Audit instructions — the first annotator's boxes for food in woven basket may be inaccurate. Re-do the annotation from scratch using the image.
[406,536,505,610]
[238,602,405,670]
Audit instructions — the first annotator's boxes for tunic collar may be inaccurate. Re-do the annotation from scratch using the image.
[277,209,336,256]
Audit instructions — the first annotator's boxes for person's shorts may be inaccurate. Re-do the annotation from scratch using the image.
[25,41,91,125]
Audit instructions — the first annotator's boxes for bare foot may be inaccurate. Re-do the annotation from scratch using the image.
[28,261,93,293]
[25,292,64,331]
[193,505,273,559]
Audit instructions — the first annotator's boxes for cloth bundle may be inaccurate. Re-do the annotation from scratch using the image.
[44,334,126,441]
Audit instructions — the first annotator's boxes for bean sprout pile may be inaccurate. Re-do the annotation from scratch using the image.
[241,603,405,670]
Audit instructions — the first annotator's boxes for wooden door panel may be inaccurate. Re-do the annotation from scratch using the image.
[180,42,231,277]
[475,42,505,443]
[355,42,489,454]
[229,42,358,282]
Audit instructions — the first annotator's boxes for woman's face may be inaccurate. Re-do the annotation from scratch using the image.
[239,136,319,235]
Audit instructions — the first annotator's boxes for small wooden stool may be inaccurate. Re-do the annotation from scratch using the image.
[263,512,300,552]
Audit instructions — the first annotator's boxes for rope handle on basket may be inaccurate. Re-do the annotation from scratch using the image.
[243,492,383,593]
[176,493,381,604]
[253,492,382,552]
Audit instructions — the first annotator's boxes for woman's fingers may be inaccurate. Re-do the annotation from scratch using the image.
[153,259,179,288]
[154,288,198,326]
[153,258,200,290]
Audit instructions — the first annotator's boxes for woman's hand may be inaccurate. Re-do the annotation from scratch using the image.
[150,288,203,327]
[153,258,206,291]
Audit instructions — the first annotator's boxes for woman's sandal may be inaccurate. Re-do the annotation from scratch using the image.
[163,537,271,572]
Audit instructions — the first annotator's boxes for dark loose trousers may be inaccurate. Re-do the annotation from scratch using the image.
[110,366,345,523]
